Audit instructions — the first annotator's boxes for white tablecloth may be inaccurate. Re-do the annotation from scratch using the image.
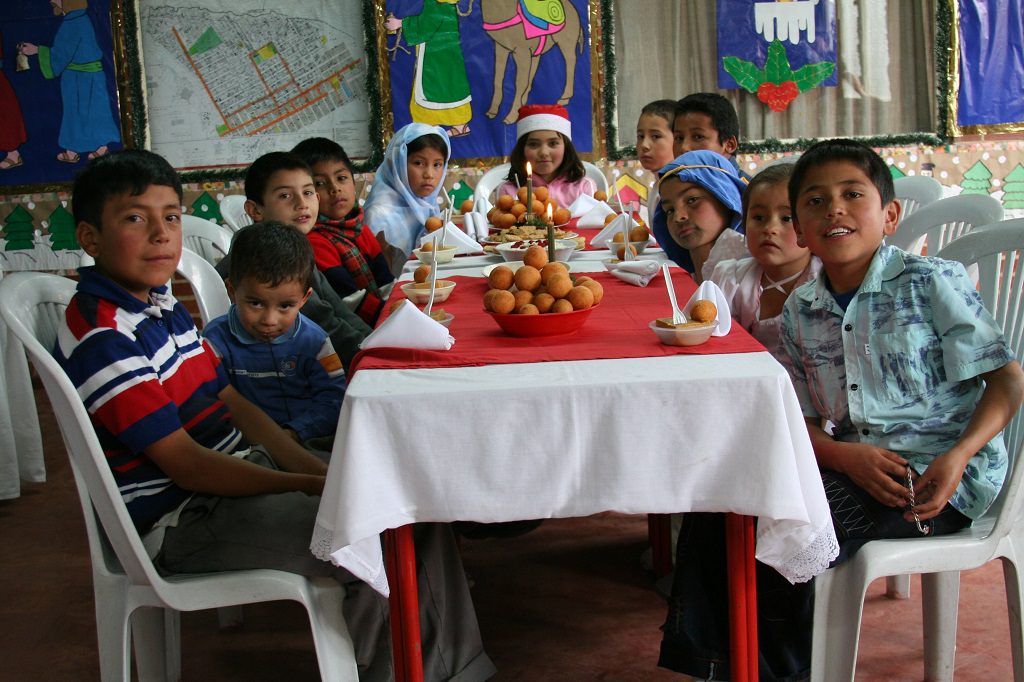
[311,351,838,596]
[0,291,46,499]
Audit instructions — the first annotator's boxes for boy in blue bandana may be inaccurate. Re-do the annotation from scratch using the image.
[652,150,749,282]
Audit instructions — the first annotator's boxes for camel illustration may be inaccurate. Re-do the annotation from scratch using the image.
[481,0,584,124]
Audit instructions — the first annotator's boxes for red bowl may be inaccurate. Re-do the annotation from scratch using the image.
[486,303,599,337]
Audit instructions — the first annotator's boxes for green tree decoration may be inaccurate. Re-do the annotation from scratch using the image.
[448,181,474,209]
[889,165,906,179]
[3,205,36,251]
[961,161,992,195]
[722,39,835,112]
[47,205,79,250]
[191,192,223,224]
[1002,164,1024,209]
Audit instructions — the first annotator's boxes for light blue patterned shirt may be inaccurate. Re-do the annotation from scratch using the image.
[779,245,1014,520]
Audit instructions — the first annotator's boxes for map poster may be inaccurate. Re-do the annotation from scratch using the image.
[1,0,125,190]
[382,0,594,161]
[139,0,371,171]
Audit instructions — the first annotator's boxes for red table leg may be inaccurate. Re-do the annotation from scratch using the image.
[725,513,758,682]
[648,513,673,576]
[385,525,424,682]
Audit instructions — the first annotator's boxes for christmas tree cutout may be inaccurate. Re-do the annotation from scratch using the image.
[191,192,223,224]
[48,205,78,250]
[3,205,36,250]
[889,165,906,179]
[961,161,992,196]
[448,182,474,209]
[1003,164,1024,209]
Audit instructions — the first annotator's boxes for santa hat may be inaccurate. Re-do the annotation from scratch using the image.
[516,104,572,141]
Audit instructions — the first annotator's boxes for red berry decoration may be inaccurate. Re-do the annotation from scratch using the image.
[757,81,799,112]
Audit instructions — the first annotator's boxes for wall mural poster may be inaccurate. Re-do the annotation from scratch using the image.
[0,0,123,189]
[383,0,593,160]
[717,0,836,112]
[955,0,1024,130]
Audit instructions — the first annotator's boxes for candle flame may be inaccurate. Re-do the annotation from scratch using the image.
[546,204,553,219]
[525,161,532,177]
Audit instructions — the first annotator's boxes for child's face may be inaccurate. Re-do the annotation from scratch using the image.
[406,147,446,198]
[744,181,809,274]
[228,275,311,342]
[793,160,900,291]
[673,112,738,159]
[522,131,565,181]
[659,178,731,251]
[76,185,182,303]
[245,169,319,233]
[635,113,676,173]
[311,159,356,221]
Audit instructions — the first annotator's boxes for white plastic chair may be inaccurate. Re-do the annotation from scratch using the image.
[178,247,230,326]
[888,193,1004,255]
[893,175,944,220]
[471,161,610,212]
[811,219,1024,682]
[181,214,232,267]
[0,272,358,682]
[219,194,252,233]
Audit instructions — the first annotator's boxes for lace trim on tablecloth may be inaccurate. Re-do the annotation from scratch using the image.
[310,522,336,562]
[775,521,840,584]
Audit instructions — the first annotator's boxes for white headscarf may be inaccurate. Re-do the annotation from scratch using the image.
[363,123,451,257]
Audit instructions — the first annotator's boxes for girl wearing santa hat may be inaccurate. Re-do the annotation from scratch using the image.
[499,104,597,208]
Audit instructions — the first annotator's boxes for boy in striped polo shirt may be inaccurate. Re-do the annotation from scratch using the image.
[57,150,495,681]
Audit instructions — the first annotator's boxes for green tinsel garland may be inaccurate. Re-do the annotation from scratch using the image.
[600,0,623,160]
[935,0,952,140]
[120,1,147,150]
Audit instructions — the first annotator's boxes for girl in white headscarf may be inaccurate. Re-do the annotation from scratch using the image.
[364,123,451,274]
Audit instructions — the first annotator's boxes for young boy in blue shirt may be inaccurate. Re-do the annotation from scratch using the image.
[659,139,1024,680]
[59,150,495,681]
[203,221,346,448]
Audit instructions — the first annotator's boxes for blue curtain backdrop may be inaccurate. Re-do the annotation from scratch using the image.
[716,0,837,89]
[384,0,593,160]
[957,0,1024,127]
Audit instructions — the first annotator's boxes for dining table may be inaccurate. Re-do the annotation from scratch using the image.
[311,241,838,681]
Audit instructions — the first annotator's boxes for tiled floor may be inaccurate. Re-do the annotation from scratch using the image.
[0,387,1015,680]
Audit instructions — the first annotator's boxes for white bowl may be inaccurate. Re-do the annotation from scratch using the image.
[413,245,458,264]
[401,280,456,305]
[496,239,577,263]
[428,311,454,328]
[603,239,649,257]
[648,319,718,346]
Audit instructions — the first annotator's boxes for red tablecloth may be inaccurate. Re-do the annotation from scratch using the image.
[351,271,765,373]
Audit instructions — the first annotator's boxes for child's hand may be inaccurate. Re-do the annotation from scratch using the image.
[906,454,968,522]
[840,444,910,508]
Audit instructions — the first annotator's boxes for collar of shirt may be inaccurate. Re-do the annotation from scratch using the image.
[226,305,303,346]
[76,265,175,319]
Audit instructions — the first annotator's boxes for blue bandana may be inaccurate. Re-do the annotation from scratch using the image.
[652,150,748,273]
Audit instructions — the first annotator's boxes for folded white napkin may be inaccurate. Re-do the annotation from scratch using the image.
[683,280,732,336]
[603,259,660,287]
[462,211,490,241]
[359,300,455,350]
[472,196,493,216]
[576,204,617,228]
[418,224,481,255]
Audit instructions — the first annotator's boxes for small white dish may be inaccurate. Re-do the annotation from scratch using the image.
[401,280,456,305]
[496,239,577,263]
[413,245,458,264]
[648,319,718,346]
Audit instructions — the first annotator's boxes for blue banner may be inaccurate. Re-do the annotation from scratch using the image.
[957,0,1024,127]
[717,0,837,90]
[384,0,593,160]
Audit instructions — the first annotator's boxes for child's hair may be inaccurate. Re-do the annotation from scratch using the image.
[676,92,740,147]
[244,152,312,203]
[227,221,315,291]
[788,138,894,211]
[72,149,182,228]
[640,99,679,128]
[291,137,354,174]
[506,133,585,186]
[406,133,450,161]
[741,162,795,227]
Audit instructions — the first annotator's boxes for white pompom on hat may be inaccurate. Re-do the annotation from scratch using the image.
[516,104,572,141]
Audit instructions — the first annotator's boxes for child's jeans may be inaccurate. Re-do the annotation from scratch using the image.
[658,470,971,681]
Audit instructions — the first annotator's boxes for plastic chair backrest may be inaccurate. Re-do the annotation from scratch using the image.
[583,161,610,196]
[219,194,252,233]
[937,218,1024,469]
[182,214,232,266]
[178,246,230,325]
[0,273,163,589]
[893,175,944,220]
[473,163,512,207]
[888,193,1004,254]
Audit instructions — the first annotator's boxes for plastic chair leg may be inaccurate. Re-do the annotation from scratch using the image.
[1001,557,1024,681]
[305,578,359,682]
[164,609,181,682]
[132,606,170,682]
[921,570,960,682]
[811,561,869,682]
[95,581,132,682]
[886,573,912,599]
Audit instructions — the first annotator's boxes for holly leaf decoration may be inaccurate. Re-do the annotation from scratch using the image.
[723,56,764,93]
[764,40,793,83]
[792,62,836,92]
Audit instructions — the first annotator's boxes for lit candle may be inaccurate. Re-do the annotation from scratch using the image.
[546,203,555,263]
[525,161,533,221]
